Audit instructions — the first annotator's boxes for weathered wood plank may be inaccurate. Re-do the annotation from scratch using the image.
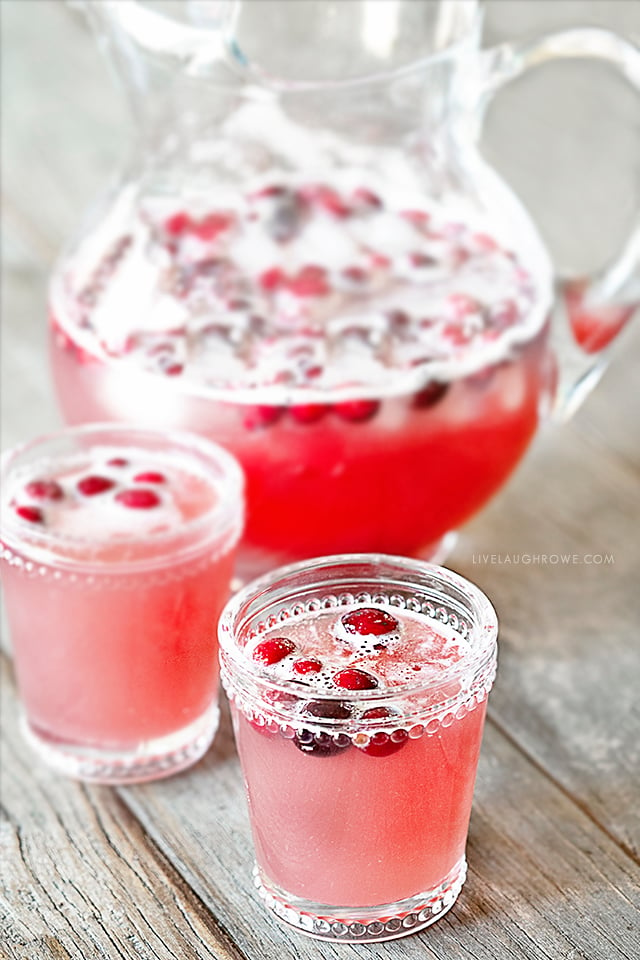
[117,709,640,960]
[452,405,640,858]
[0,656,246,960]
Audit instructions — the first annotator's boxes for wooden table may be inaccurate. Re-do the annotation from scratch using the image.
[2,3,639,958]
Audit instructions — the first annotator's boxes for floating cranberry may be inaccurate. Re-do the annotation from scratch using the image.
[15,504,44,524]
[293,658,323,675]
[293,699,353,757]
[192,213,233,242]
[412,381,449,409]
[163,363,184,377]
[341,608,399,636]
[77,475,116,496]
[290,403,330,424]
[115,488,161,509]
[243,404,285,430]
[133,471,166,485]
[332,668,379,690]
[361,706,395,721]
[106,457,129,468]
[164,212,192,236]
[259,267,286,291]
[334,398,380,423]
[24,480,64,501]
[367,250,391,270]
[252,637,296,666]
[360,727,409,758]
[357,706,409,757]
[306,699,353,721]
[293,729,351,757]
[287,265,329,298]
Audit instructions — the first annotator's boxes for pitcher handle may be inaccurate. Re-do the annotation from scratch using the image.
[473,28,640,419]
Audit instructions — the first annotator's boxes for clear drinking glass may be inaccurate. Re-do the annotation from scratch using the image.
[0,423,244,783]
[50,1,640,575]
[219,554,498,942]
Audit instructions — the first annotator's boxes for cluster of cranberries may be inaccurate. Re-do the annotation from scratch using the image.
[13,459,167,526]
[55,177,532,419]
[250,607,410,759]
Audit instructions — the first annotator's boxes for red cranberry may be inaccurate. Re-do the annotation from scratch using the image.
[360,727,409,758]
[243,404,285,430]
[358,706,409,757]
[106,457,129,468]
[290,403,330,424]
[287,265,329,298]
[293,699,353,756]
[367,250,391,269]
[252,637,296,666]
[163,363,184,377]
[77,475,116,496]
[15,504,44,524]
[361,706,395,721]
[305,700,353,720]
[115,489,161,509]
[412,381,449,409]
[192,213,233,242]
[332,668,379,690]
[164,212,192,236]
[293,658,323,675]
[259,267,286,291]
[24,480,64,501]
[293,729,351,757]
[334,398,380,423]
[133,472,166,485]
[341,608,399,636]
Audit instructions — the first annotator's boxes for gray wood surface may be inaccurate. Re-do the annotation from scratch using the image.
[2,2,640,959]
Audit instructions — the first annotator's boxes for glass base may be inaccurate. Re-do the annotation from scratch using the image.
[252,857,467,943]
[21,704,219,784]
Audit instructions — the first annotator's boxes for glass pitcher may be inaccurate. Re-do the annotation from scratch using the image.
[50,0,639,575]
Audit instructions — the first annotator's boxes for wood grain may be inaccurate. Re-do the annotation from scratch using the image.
[0,657,246,960]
